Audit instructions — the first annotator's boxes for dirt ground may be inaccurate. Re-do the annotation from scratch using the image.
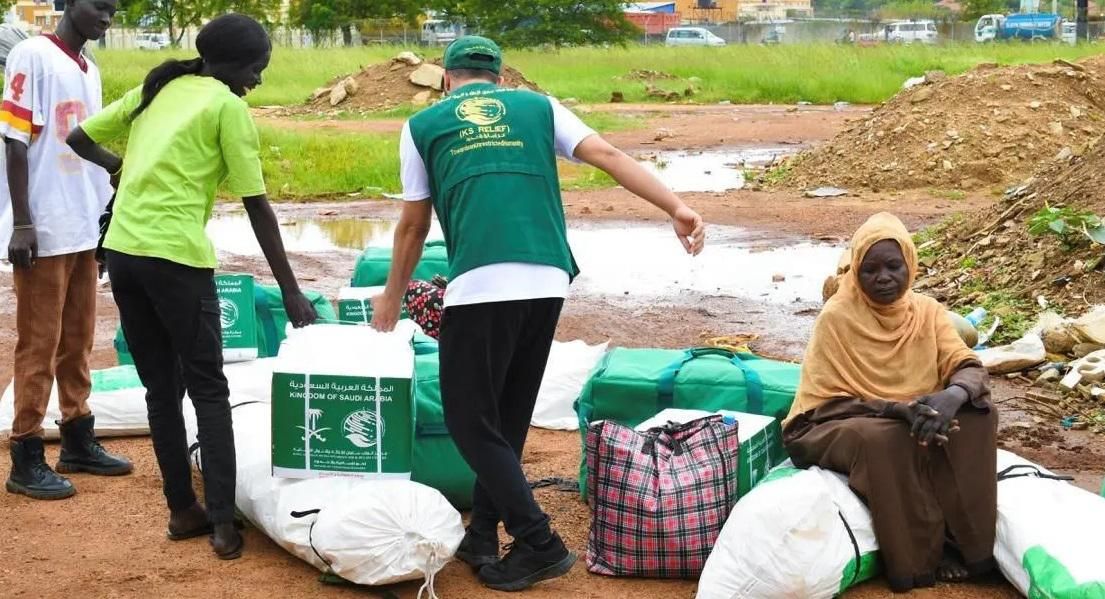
[1,105,1102,599]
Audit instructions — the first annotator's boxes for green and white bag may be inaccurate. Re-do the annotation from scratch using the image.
[0,366,147,439]
[697,464,880,599]
[271,323,416,480]
[337,286,408,324]
[575,347,800,498]
[351,240,449,287]
[114,282,336,364]
[994,450,1105,598]
[216,274,259,362]
[412,345,476,509]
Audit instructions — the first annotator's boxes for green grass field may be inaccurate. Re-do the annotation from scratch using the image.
[96,42,1105,107]
[85,42,1105,200]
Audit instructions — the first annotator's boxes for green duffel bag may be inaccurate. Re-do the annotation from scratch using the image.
[114,284,338,365]
[253,285,336,358]
[351,240,449,287]
[412,346,476,510]
[575,347,801,498]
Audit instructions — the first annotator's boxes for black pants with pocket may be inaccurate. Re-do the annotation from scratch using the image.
[107,250,236,524]
[439,298,563,543]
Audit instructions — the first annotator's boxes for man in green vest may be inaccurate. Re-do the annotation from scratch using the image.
[372,36,705,592]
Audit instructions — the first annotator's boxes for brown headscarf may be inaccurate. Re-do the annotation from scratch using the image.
[786,213,978,424]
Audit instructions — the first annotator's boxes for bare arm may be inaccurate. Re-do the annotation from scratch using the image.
[372,199,433,332]
[242,195,317,328]
[574,135,705,255]
[573,135,683,214]
[66,126,123,178]
[6,139,36,268]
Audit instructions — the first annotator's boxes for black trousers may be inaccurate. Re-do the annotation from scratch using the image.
[107,250,236,524]
[439,298,563,542]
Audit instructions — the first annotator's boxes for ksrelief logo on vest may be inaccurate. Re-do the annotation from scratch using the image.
[456,97,506,126]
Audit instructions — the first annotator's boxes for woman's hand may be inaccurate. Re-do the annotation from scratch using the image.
[910,387,969,447]
[282,291,318,328]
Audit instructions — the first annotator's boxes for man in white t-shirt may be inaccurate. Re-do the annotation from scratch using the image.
[1,0,131,502]
[371,36,705,592]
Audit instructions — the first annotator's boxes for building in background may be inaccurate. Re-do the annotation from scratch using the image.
[740,0,813,21]
[10,0,61,31]
[624,2,683,35]
[675,0,740,23]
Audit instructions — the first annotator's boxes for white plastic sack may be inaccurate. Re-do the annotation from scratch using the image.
[977,333,1046,375]
[185,334,464,591]
[994,450,1105,598]
[531,340,608,430]
[0,359,280,440]
[0,366,147,439]
[697,465,879,599]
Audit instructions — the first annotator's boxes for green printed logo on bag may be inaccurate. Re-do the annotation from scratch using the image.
[215,274,259,362]
[272,374,413,478]
[338,286,407,324]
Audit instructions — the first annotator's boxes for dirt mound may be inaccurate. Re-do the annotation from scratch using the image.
[784,60,1105,193]
[914,135,1105,318]
[303,53,542,114]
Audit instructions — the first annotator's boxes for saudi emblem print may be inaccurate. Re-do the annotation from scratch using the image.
[456,97,506,126]
[219,298,239,329]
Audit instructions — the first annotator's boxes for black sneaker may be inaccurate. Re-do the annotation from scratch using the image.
[455,526,500,569]
[477,532,576,592]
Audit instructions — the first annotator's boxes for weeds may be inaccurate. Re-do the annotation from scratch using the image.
[931,189,967,201]
[1027,204,1105,249]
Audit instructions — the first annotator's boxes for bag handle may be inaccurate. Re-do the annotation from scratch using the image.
[997,464,1074,482]
[657,348,764,414]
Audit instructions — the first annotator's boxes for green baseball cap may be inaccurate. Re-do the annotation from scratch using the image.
[444,36,502,75]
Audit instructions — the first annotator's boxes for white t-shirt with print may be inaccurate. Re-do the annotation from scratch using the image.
[0,36,113,258]
[400,96,597,307]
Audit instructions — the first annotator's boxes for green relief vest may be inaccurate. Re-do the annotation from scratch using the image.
[408,82,578,281]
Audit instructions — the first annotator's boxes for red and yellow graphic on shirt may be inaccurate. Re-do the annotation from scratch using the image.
[0,72,43,139]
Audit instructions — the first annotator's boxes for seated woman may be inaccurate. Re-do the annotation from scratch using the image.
[784,212,997,593]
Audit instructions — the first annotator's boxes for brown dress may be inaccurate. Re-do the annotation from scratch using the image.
[783,364,998,592]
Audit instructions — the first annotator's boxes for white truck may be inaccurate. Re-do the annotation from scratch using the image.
[421,20,460,45]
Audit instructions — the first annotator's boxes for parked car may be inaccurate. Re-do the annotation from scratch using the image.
[885,20,938,44]
[421,19,459,45]
[134,32,170,50]
[665,27,726,47]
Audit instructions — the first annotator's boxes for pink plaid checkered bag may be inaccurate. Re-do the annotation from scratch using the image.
[585,415,740,579]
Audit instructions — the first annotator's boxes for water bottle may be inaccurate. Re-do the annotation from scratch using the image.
[965,307,987,328]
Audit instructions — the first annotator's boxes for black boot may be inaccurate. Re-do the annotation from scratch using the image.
[56,415,133,476]
[455,526,500,569]
[478,532,576,592]
[6,437,76,500]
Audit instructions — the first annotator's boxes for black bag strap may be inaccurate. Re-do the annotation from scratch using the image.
[290,509,337,577]
[837,511,863,589]
[997,464,1074,482]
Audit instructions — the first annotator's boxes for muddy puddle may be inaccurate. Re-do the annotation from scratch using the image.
[636,147,796,193]
[207,215,840,306]
[206,214,443,255]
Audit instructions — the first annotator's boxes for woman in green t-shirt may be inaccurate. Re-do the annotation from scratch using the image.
[66,14,317,560]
